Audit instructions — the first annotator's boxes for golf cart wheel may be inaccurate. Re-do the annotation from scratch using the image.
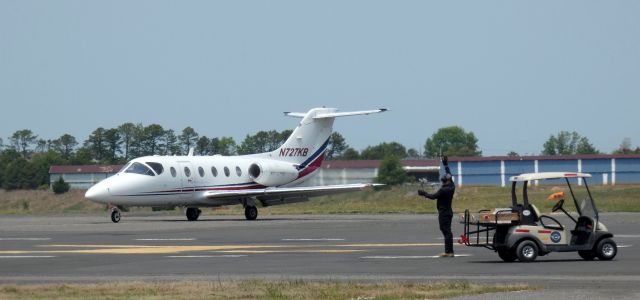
[578,250,596,261]
[516,240,538,262]
[497,248,517,262]
[595,238,617,261]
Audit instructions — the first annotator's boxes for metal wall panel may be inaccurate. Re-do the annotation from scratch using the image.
[504,160,535,177]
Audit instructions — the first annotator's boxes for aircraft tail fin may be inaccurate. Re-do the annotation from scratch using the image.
[269,108,386,169]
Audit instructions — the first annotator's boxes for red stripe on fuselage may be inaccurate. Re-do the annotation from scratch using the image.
[297,153,325,180]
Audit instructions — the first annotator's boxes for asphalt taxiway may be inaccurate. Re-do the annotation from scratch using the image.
[1,213,639,298]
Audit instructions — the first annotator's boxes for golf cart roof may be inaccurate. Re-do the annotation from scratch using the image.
[509,172,592,182]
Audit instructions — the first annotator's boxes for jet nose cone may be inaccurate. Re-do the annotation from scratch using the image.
[85,184,109,203]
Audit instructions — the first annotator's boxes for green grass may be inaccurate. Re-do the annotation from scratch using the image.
[247,184,640,215]
[0,184,638,216]
[0,280,533,300]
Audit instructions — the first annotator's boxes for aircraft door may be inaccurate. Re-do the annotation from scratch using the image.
[178,162,195,198]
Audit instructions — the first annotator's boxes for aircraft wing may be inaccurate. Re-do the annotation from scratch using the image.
[203,183,382,204]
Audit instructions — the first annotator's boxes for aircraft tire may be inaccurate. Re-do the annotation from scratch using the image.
[245,206,258,220]
[186,208,200,221]
[110,210,121,223]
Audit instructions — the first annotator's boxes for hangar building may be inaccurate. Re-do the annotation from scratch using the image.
[444,154,640,186]
[49,154,640,189]
[49,165,122,189]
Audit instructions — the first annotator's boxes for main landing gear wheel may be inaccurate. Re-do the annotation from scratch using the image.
[110,209,121,223]
[245,206,258,220]
[186,208,201,221]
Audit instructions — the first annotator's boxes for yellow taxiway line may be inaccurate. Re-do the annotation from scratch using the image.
[0,243,446,255]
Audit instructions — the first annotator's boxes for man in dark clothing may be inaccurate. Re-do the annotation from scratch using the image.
[418,156,455,257]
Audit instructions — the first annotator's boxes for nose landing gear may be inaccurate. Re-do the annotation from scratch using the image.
[110,206,121,223]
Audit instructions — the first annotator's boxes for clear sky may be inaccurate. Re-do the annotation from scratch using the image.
[1,1,639,156]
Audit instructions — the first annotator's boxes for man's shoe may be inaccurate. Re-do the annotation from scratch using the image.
[438,252,455,257]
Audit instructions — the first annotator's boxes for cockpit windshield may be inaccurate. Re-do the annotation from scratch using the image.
[119,162,132,173]
[146,162,164,175]
[124,162,155,176]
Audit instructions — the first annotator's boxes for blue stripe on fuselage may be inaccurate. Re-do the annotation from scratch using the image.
[297,138,329,170]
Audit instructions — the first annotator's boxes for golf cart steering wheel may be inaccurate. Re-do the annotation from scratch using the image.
[552,199,565,212]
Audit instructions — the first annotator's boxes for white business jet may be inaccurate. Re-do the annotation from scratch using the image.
[85,107,387,223]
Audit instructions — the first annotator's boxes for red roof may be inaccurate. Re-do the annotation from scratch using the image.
[49,165,124,174]
[321,159,439,169]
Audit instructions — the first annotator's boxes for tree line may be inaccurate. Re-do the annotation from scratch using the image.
[0,123,638,190]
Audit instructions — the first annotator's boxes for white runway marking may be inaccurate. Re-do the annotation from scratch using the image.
[618,245,633,248]
[361,254,472,259]
[0,238,51,241]
[615,235,640,238]
[282,238,346,241]
[0,256,55,258]
[362,256,432,259]
[424,254,472,258]
[135,238,196,241]
[166,255,247,258]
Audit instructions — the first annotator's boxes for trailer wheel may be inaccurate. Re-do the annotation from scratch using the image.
[578,250,596,261]
[516,240,538,262]
[498,248,517,262]
[596,238,617,261]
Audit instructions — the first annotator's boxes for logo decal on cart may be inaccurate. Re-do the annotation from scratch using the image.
[550,231,562,243]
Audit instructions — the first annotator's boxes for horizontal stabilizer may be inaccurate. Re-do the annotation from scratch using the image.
[284,108,387,119]
[314,108,387,119]
[284,112,307,118]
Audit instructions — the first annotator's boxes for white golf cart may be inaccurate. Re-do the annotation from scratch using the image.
[461,172,617,262]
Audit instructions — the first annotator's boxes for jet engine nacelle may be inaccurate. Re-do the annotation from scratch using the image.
[248,160,299,186]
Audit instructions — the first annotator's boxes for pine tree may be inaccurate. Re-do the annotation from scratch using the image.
[52,177,70,194]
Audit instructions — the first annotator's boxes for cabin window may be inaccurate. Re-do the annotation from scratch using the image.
[224,167,230,177]
[198,166,205,177]
[184,167,191,177]
[211,166,218,177]
[124,162,155,176]
[170,167,177,177]
[146,162,164,175]
[235,166,242,177]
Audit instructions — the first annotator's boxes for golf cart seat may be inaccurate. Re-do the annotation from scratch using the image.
[571,216,594,245]
[529,204,541,221]
[529,203,563,230]
[512,203,540,225]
